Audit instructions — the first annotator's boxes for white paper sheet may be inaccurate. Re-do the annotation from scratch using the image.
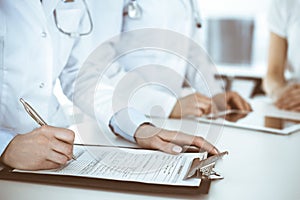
[13,145,206,186]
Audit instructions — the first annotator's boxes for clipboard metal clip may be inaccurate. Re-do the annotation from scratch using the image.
[184,151,228,180]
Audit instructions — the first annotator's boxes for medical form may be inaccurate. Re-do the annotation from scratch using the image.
[13,145,207,187]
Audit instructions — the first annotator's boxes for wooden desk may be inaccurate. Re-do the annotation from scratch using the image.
[216,64,266,97]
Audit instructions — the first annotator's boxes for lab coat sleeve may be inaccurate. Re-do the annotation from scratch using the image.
[106,55,179,118]
[185,43,224,97]
[128,87,178,118]
[109,108,152,143]
[72,41,153,143]
[0,128,16,156]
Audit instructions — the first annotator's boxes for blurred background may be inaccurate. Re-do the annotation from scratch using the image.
[199,0,270,98]
[201,0,269,65]
[55,0,271,108]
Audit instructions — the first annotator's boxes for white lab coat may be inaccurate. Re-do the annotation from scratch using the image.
[0,0,83,153]
[119,0,223,117]
[0,0,149,154]
[0,0,83,133]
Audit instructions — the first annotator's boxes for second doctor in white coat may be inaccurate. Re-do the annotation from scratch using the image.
[118,0,252,120]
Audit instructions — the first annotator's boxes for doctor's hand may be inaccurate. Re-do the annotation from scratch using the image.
[0,126,75,170]
[170,93,212,118]
[213,91,252,112]
[275,83,300,112]
[134,124,219,155]
[212,92,252,122]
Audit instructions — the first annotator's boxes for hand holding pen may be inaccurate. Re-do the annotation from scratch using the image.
[0,99,76,170]
[19,98,76,160]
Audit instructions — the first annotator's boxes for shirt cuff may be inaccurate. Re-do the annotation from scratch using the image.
[109,108,152,143]
[0,128,16,156]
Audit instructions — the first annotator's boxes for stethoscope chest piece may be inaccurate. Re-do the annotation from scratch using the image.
[124,0,142,19]
[123,0,202,28]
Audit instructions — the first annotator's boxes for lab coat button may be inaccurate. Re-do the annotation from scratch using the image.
[41,32,47,38]
[39,83,45,88]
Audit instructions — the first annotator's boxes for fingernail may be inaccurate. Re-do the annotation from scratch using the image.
[172,146,182,153]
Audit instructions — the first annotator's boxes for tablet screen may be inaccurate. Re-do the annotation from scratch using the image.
[201,110,300,133]
[224,111,300,130]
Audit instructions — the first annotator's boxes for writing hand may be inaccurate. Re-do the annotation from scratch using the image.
[1,126,75,170]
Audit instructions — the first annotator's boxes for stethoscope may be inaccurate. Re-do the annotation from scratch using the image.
[53,0,93,37]
[124,0,202,28]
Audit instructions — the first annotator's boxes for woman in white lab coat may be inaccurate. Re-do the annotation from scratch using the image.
[119,0,251,120]
[264,0,300,111]
[0,0,82,170]
[0,0,218,170]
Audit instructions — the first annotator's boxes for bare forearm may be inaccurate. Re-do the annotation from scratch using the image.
[263,70,286,98]
[264,32,288,99]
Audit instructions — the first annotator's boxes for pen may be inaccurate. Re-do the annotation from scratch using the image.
[19,98,76,160]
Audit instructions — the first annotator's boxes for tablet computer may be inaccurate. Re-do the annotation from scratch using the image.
[197,110,300,135]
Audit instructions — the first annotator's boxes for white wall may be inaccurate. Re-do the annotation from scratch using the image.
[200,0,270,17]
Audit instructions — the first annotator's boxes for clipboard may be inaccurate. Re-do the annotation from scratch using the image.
[0,145,227,195]
[0,166,211,195]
